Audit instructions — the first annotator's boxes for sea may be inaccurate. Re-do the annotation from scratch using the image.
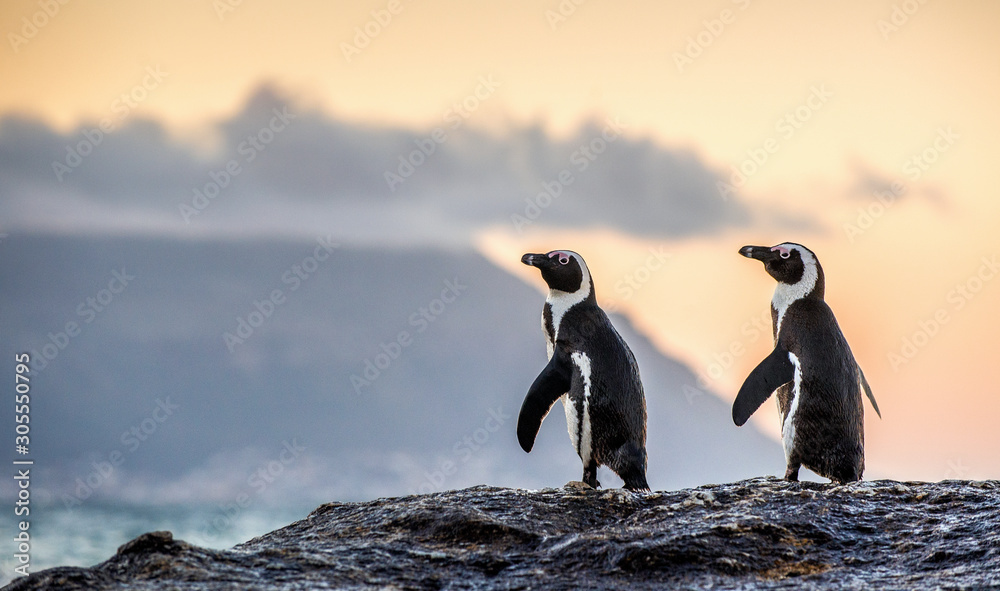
[0,501,313,586]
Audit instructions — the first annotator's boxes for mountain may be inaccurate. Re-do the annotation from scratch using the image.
[0,233,781,511]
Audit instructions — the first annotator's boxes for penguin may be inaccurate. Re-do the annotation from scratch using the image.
[733,243,881,483]
[517,250,650,491]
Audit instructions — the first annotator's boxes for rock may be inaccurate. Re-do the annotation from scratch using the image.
[5,478,1000,590]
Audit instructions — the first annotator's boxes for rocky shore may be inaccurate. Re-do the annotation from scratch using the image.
[5,477,999,590]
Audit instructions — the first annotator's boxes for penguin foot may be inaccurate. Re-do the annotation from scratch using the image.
[583,462,600,489]
[784,464,800,481]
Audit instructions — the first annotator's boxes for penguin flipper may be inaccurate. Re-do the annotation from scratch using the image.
[858,366,881,419]
[517,349,572,453]
[733,345,795,426]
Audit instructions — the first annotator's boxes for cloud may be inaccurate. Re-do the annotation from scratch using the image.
[846,159,950,210]
[0,84,755,244]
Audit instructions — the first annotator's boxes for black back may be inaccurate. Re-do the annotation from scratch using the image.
[779,298,866,482]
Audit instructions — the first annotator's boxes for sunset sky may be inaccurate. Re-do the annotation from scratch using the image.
[3,0,999,482]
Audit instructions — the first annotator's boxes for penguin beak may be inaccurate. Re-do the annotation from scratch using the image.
[521,253,550,268]
[739,245,773,261]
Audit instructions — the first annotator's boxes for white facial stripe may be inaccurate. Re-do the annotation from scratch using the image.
[781,352,802,462]
[572,351,593,465]
[546,252,592,342]
[549,251,572,265]
[771,243,818,335]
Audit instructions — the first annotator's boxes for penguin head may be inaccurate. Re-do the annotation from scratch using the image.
[521,250,593,297]
[739,242,825,299]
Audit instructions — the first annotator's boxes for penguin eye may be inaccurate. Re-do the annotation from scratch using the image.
[779,251,790,260]
[558,255,570,265]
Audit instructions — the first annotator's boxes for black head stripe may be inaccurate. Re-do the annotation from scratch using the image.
[765,248,805,285]
[540,255,584,293]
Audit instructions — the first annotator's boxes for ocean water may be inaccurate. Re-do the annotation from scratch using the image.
[0,501,313,586]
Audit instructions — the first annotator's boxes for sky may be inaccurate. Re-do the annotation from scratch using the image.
[2,0,999,487]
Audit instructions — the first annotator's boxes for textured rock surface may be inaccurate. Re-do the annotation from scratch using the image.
[6,477,1000,590]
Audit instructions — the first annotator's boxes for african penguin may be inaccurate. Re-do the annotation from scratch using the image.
[517,250,650,491]
[733,243,881,483]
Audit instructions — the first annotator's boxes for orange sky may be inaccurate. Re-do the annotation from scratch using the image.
[3,0,998,481]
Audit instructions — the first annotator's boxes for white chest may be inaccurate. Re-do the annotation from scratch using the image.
[770,257,819,335]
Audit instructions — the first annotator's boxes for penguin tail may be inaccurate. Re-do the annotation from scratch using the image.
[623,476,650,493]
[611,442,650,492]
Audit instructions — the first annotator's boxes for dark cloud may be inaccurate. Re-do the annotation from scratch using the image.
[0,84,753,242]
[846,159,950,210]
